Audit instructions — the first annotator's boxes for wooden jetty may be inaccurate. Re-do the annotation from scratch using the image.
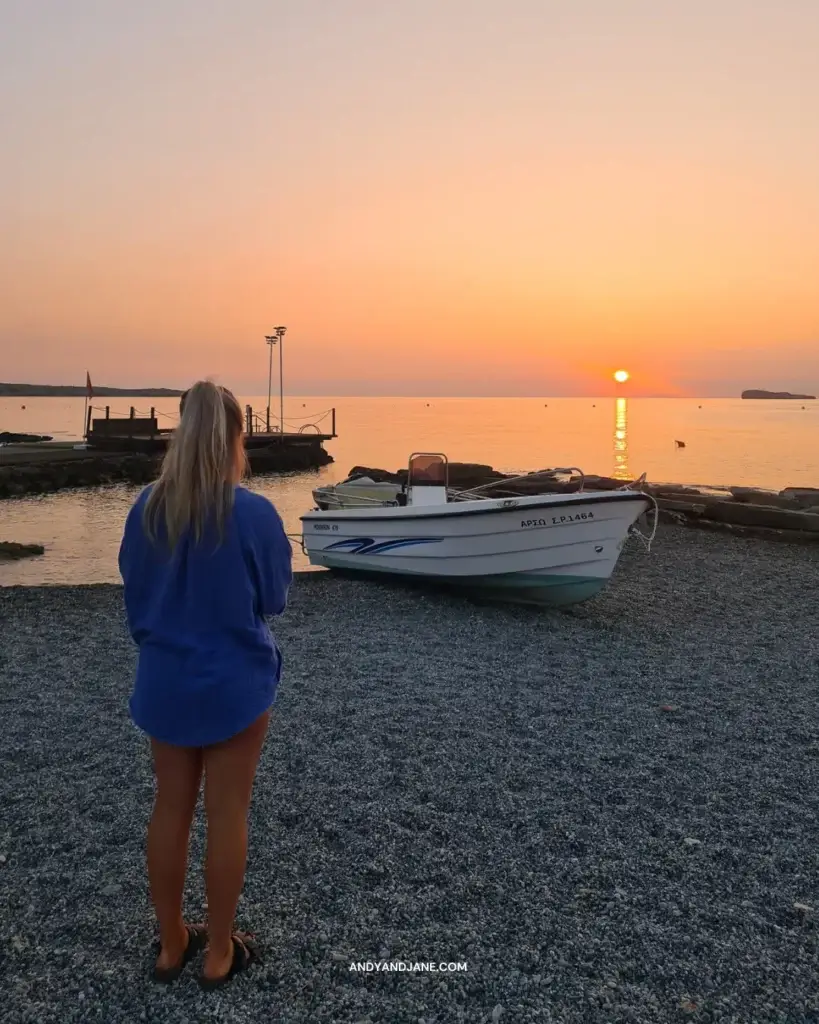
[84,404,337,454]
[0,405,337,498]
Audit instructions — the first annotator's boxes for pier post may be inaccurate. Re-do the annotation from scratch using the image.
[150,407,155,438]
[105,406,110,419]
[332,408,336,437]
[246,405,253,436]
[85,403,93,440]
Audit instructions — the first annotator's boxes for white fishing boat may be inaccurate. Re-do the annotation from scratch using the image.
[312,474,403,510]
[301,454,655,607]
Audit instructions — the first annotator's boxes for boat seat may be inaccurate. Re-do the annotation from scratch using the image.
[407,485,448,506]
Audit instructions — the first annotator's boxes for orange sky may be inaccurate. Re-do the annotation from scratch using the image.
[1,1,818,396]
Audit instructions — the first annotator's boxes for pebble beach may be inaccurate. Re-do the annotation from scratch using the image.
[1,523,818,1023]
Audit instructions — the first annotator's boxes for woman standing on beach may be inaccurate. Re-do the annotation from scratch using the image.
[118,381,292,989]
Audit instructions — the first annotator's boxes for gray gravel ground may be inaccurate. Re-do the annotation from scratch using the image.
[1,523,818,1024]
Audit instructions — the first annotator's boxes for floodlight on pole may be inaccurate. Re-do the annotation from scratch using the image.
[264,335,275,432]
[264,326,287,434]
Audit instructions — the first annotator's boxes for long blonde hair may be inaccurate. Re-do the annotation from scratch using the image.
[143,381,247,548]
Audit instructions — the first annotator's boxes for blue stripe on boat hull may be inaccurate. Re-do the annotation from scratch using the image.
[324,537,443,555]
[314,554,607,607]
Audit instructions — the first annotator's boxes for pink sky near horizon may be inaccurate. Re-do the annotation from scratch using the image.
[1,0,818,397]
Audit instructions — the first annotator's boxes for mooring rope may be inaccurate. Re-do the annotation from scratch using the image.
[619,473,659,551]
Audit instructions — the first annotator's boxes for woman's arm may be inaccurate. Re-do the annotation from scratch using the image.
[245,498,293,617]
[118,500,143,640]
[118,503,137,585]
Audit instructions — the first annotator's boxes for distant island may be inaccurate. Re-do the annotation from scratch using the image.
[741,389,816,400]
[0,382,185,398]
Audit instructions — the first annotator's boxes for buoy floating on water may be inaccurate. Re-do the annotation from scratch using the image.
[675,440,686,448]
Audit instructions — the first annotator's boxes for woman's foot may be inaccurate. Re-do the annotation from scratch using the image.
[155,923,189,972]
[200,933,258,989]
[152,923,208,983]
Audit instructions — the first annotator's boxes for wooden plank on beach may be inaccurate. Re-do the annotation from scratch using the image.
[705,500,819,532]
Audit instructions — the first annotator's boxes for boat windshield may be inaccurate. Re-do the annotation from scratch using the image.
[407,453,448,487]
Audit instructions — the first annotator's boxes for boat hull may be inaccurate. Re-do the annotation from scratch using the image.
[301,491,651,607]
[318,562,607,607]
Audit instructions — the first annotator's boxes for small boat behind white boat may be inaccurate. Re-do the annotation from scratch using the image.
[302,454,655,608]
[312,474,403,510]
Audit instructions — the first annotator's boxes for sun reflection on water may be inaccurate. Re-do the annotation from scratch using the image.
[613,397,629,480]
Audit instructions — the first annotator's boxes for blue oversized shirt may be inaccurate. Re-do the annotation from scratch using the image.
[118,485,293,747]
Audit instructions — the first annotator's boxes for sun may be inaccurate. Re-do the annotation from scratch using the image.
[613,369,630,383]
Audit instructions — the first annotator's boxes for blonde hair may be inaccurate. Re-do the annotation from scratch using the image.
[143,381,247,548]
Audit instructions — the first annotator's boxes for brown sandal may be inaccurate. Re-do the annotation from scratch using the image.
[198,933,260,990]
[152,923,208,984]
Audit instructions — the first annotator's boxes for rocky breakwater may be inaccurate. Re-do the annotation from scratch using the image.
[352,463,819,543]
[247,442,334,473]
[505,472,819,544]
[640,483,819,543]
[484,470,819,542]
[348,461,508,491]
[0,453,158,498]
[0,442,334,498]
[348,462,601,497]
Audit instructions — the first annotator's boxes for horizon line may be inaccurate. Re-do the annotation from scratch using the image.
[1,390,805,400]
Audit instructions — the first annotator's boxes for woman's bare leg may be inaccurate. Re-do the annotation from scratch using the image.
[148,739,203,969]
[202,712,269,979]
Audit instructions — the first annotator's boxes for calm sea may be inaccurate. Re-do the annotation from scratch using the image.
[1,394,816,586]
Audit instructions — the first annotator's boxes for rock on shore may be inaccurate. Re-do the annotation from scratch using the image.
[0,541,45,560]
[0,431,53,443]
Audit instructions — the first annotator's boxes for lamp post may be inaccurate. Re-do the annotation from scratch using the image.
[265,336,274,432]
[264,326,287,434]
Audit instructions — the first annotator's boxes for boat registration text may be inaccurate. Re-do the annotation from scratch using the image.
[521,512,595,527]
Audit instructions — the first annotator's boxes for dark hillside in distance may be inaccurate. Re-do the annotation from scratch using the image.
[0,382,184,398]
[741,389,815,399]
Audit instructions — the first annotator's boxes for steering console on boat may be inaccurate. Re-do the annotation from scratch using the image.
[406,453,449,507]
